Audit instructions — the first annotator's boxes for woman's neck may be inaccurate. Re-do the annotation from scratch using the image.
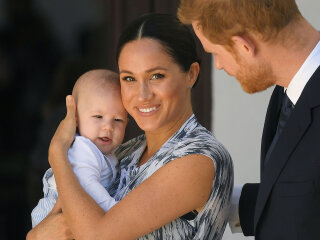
[139,110,193,166]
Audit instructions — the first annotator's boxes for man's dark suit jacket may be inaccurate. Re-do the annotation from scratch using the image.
[239,66,320,240]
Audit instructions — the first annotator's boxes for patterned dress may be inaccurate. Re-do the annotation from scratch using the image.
[109,114,234,240]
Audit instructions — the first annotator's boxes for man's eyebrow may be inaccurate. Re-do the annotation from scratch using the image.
[120,67,168,74]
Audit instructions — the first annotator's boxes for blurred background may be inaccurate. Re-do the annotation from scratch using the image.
[0,0,318,239]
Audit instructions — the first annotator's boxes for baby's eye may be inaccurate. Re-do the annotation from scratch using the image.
[93,115,102,119]
[151,73,164,80]
[114,118,123,122]
[122,76,135,82]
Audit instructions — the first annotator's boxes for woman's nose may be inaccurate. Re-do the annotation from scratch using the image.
[138,82,153,101]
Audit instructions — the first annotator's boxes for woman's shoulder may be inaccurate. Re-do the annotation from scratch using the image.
[176,120,231,163]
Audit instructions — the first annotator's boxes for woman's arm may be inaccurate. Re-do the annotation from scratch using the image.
[49,96,215,240]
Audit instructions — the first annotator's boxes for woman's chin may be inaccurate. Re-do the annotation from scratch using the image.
[136,121,160,133]
[137,125,156,133]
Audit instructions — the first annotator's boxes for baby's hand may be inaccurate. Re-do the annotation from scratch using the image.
[49,95,77,162]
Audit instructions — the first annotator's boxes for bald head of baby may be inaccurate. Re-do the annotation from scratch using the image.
[72,69,127,155]
[72,69,120,103]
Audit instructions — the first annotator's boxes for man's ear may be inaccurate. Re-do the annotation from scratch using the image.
[231,35,256,57]
[187,62,200,88]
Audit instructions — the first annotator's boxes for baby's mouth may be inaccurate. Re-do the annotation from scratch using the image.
[99,137,111,143]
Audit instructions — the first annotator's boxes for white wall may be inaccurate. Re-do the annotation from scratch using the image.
[213,1,320,239]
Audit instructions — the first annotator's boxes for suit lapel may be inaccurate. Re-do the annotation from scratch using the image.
[260,86,283,174]
[254,66,320,231]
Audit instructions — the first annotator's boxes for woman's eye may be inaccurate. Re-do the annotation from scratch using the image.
[122,76,135,82]
[93,115,102,119]
[151,73,164,80]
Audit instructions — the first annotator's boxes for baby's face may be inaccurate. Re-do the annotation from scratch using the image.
[77,86,127,155]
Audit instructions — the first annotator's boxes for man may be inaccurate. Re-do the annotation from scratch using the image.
[178,1,320,240]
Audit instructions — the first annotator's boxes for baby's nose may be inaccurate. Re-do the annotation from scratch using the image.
[102,121,114,131]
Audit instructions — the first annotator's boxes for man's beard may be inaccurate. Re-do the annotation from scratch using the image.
[235,57,276,94]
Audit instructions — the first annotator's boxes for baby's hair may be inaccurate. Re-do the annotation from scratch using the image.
[72,69,120,103]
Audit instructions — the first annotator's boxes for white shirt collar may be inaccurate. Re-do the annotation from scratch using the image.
[286,40,320,105]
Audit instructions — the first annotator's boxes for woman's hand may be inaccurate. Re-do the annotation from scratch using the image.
[49,95,77,164]
[26,213,74,240]
[26,198,74,240]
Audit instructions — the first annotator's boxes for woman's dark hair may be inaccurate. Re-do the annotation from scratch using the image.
[116,13,200,86]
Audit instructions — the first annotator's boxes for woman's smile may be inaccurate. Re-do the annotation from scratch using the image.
[137,105,160,113]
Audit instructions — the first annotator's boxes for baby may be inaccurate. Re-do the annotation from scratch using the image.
[31,69,128,227]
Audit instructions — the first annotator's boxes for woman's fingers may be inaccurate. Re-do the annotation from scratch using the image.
[65,95,77,125]
[62,95,77,141]
[49,95,77,158]
[26,213,74,240]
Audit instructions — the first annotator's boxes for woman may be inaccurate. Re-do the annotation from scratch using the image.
[27,13,233,240]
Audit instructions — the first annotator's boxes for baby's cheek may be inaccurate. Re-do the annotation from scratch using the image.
[114,128,124,144]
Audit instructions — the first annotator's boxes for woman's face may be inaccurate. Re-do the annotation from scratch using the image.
[118,38,196,133]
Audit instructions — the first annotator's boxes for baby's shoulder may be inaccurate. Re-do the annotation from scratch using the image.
[68,135,105,165]
[71,135,98,151]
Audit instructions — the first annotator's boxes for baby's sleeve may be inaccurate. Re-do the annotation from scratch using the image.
[68,136,118,211]
[30,168,58,227]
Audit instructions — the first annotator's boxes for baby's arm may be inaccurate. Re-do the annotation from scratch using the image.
[31,168,58,227]
[75,168,118,211]
[68,136,118,212]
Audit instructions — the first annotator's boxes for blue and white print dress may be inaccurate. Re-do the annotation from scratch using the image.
[109,114,234,240]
